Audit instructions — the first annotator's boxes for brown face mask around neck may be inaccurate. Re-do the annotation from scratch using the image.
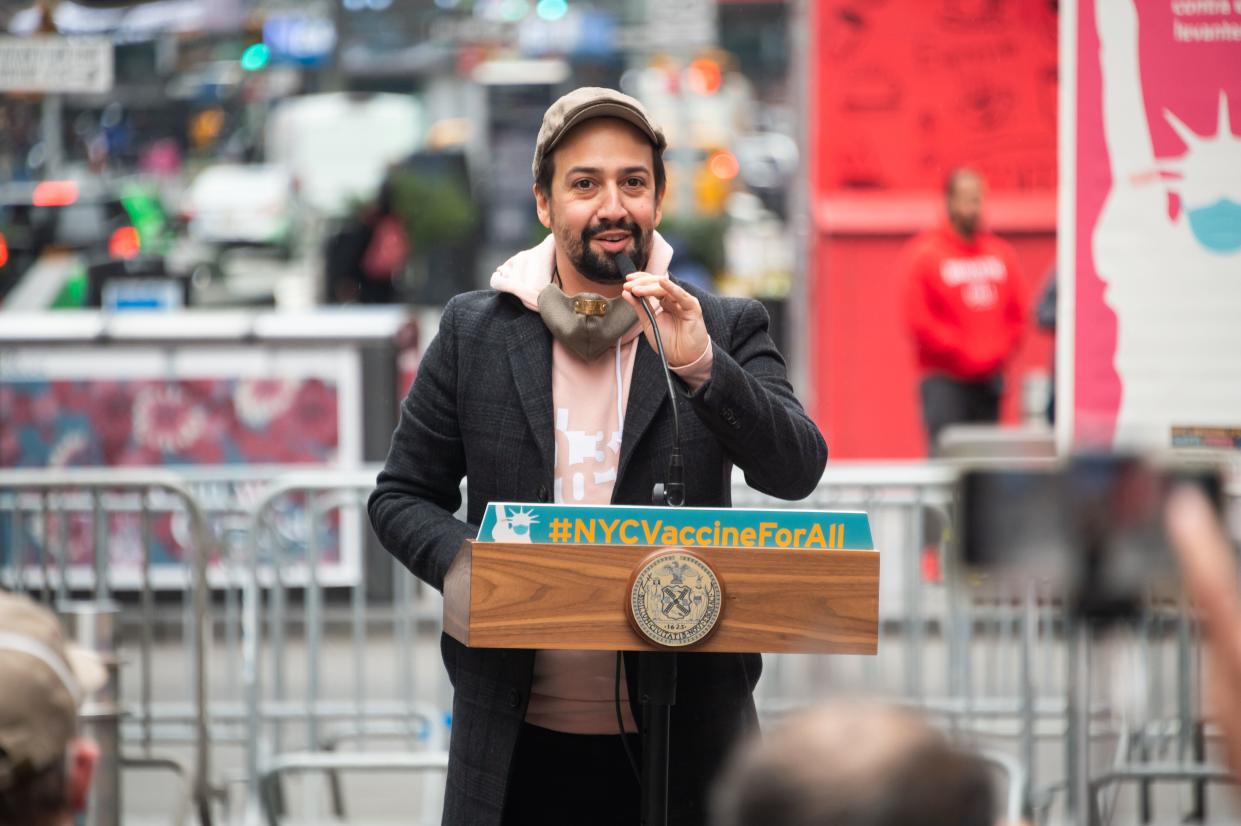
[536,282,638,362]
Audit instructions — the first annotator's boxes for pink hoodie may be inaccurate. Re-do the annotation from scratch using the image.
[490,232,712,735]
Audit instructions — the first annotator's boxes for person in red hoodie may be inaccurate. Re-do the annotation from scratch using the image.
[904,168,1026,453]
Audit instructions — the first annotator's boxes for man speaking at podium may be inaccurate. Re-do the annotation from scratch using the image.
[369,87,827,826]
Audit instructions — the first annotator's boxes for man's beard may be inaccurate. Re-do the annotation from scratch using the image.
[952,213,979,239]
[559,218,651,285]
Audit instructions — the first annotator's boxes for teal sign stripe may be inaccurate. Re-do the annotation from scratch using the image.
[477,503,873,550]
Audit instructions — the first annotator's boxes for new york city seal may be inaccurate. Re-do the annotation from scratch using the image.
[628,549,723,648]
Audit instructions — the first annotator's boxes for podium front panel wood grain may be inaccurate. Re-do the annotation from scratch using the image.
[443,540,878,655]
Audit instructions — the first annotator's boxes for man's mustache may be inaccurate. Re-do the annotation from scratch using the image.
[583,220,640,239]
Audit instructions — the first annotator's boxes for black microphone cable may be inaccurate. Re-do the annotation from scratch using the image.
[614,252,685,508]
[615,651,641,783]
[612,252,687,785]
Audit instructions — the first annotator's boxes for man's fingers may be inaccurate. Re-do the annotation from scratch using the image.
[644,276,698,312]
[1169,487,1241,784]
[624,275,700,317]
[1167,486,1237,610]
[624,273,673,293]
[624,280,675,310]
[620,290,648,324]
[621,289,663,326]
[623,275,666,294]
[660,277,699,307]
[1167,485,1241,689]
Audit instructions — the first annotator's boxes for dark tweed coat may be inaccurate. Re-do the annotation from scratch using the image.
[368,281,827,826]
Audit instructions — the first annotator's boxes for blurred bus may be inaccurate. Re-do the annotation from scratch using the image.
[265,92,425,218]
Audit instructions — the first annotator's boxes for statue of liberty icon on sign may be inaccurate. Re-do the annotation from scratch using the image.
[491,505,537,543]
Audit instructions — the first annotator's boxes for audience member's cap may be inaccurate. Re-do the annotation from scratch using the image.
[0,592,105,787]
[532,87,667,180]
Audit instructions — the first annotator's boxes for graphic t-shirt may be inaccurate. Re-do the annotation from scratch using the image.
[904,223,1026,380]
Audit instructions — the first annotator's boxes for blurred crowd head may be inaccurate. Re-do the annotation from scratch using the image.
[0,593,102,826]
[712,702,994,826]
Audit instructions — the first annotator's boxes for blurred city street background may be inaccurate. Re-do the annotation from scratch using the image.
[0,0,805,324]
[3,0,1240,824]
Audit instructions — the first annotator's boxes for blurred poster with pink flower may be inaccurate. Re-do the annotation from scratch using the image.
[1,347,364,587]
[3,376,342,467]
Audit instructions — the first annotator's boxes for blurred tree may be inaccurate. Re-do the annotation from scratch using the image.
[389,170,477,250]
[658,214,727,278]
[388,169,480,304]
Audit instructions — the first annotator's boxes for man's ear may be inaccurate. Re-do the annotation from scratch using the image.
[653,187,664,228]
[533,184,553,229]
[65,737,99,812]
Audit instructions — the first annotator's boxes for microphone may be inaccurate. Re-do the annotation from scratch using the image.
[614,252,638,280]
[615,253,685,508]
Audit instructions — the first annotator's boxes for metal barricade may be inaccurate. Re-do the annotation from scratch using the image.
[0,469,215,825]
[239,472,449,825]
[226,462,1225,825]
[740,462,1049,818]
[743,464,1241,825]
[8,462,1230,825]
[63,601,123,826]
[739,462,971,711]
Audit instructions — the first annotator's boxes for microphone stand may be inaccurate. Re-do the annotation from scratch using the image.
[616,253,683,826]
[639,649,676,826]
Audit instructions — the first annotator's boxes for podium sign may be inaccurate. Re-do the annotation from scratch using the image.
[477,502,873,550]
[445,504,879,655]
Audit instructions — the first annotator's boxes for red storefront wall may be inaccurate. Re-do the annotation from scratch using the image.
[808,0,1059,458]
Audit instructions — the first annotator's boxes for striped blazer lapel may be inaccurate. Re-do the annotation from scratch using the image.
[504,310,555,480]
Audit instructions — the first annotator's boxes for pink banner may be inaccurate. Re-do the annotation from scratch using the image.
[1073,0,1241,448]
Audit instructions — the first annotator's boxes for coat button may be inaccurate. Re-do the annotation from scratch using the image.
[508,689,522,708]
[537,485,549,502]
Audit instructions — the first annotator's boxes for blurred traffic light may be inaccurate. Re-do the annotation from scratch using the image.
[686,58,722,95]
[190,110,225,150]
[32,181,80,207]
[536,0,568,20]
[108,227,142,260]
[240,42,271,71]
[694,149,739,215]
[707,149,739,181]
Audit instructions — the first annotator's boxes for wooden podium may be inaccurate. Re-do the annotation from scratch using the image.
[443,537,878,655]
[442,504,878,826]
